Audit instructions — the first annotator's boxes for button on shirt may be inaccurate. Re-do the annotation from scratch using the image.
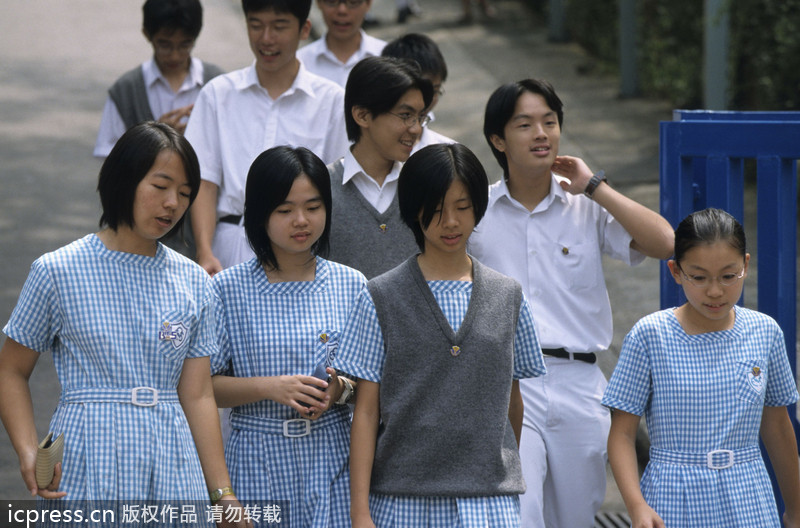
[297,31,386,87]
[184,62,349,217]
[94,58,206,158]
[341,149,402,213]
[468,175,645,353]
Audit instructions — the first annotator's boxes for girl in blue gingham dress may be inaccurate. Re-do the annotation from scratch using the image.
[0,123,244,523]
[335,144,546,528]
[210,147,366,528]
[603,208,800,528]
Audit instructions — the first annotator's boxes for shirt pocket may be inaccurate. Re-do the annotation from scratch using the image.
[551,239,600,290]
[156,310,195,364]
[735,359,766,406]
[312,329,340,376]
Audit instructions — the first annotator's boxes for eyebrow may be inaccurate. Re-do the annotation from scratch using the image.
[511,110,556,122]
[279,196,323,206]
[152,172,191,188]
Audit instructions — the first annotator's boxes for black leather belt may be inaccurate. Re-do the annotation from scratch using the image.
[542,347,597,364]
[219,215,242,225]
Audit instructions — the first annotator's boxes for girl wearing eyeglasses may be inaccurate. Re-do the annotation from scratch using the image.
[603,207,800,528]
[327,56,433,280]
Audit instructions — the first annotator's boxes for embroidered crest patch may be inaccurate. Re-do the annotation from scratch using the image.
[747,367,763,394]
[159,321,188,349]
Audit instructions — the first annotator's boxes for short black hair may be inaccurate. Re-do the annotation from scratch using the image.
[483,79,564,178]
[398,143,489,252]
[381,33,448,81]
[345,56,434,143]
[241,0,311,23]
[98,121,200,233]
[244,146,332,270]
[674,208,746,264]
[143,0,203,39]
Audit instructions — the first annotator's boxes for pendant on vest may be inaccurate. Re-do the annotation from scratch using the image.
[379,223,387,233]
[450,345,461,357]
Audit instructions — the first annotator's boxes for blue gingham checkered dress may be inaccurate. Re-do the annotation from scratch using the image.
[602,307,799,527]
[3,234,215,501]
[335,280,546,528]
[210,257,366,527]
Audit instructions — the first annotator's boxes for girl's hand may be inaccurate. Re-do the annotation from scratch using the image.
[550,155,594,195]
[351,511,376,528]
[215,495,253,528]
[22,455,67,499]
[306,368,345,420]
[629,502,665,528]
[269,374,329,416]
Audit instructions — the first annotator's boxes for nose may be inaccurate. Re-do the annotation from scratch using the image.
[164,189,180,210]
[706,279,724,297]
[293,210,309,226]
[441,207,458,227]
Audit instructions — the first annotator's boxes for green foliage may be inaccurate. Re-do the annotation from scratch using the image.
[558,0,800,109]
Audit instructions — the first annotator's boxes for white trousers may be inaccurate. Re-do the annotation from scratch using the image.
[519,357,611,528]
[213,221,255,270]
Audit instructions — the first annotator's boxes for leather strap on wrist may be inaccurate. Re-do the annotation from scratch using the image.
[583,170,607,199]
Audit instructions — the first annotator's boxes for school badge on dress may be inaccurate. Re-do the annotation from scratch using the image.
[450,345,461,357]
[747,366,763,394]
[159,321,188,349]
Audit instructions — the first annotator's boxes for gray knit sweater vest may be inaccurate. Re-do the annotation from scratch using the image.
[327,159,418,279]
[108,61,224,129]
[367,256,526,497]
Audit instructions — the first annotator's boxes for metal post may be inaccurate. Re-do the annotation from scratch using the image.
[704,0,730,109]
[619,0,638,97]
[548,0,567,42]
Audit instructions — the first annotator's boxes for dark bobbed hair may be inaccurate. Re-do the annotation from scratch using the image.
[673,208,746,264]
[244,146,332,270]
[381,33,448,81]
[398,143,489,252]
[98,121,200,233]
[143,0,203,39]
[483,79,564,178]
[241,0,311,23]
[344,56,434,143]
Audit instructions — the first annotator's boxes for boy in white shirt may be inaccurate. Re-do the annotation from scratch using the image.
[185,0,349,274]
[297,0,385,87]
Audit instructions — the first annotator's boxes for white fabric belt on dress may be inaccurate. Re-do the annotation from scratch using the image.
[649,445,760,470]
[60,387,180,407]
[230,410,345,438]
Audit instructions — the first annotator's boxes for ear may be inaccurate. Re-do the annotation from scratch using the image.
[489,134,505,153]
[666,260,683,285]
[300,19,312,40]
[742,253,751,277]
[352,106,371,129]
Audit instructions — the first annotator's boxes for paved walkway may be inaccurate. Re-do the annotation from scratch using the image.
[0,0,679,516]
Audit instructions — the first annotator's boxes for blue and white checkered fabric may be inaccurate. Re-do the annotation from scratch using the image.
[211,257,366,527]
[335,279,544,527]
[602,307,799,527]
[3,234,215,501]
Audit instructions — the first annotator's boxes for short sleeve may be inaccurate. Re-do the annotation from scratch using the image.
[333,288,385,383]
[764,326,800,407]
[602,326,652,416]
[185,281,218,360]
[184,84,223,186]
[513,295,546,379]
[598,206,646,267]
[3,259,61,354]
[208,280,232,376]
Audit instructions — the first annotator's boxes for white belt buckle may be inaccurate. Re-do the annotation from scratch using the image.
[707,449,735,469]
[283,418,311,438]
[131,387,158,407]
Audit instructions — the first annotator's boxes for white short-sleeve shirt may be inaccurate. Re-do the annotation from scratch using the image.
[94,57,207,158]
[468,175,645,353]
[297,30,386,87]
[184,62,349,218]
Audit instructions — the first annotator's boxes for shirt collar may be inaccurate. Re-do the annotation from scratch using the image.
[319,30,370,65]
[342,149,402,186]
[143,57,203,89]
[491,173,568,210]
[238,60,317,99]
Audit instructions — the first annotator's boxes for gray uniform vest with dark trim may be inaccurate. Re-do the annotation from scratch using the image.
[367,256,526,497]
[108,61,223,129]
[327,159,418,280]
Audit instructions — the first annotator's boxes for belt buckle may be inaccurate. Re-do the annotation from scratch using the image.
[707,449,734,469]
[283,418,311,438]
[131,387,158,407]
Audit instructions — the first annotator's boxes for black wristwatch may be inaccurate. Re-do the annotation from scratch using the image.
[583,170,607,199]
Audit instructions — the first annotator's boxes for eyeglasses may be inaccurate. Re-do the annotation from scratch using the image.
[320,0,367,7]
[678,266,745,288]
[433,86,446,97]
[388,112,431,128]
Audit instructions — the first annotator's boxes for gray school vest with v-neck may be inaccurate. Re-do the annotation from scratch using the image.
[327,158,417,279]
[108,61,224,129]
[367,256,526,497]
